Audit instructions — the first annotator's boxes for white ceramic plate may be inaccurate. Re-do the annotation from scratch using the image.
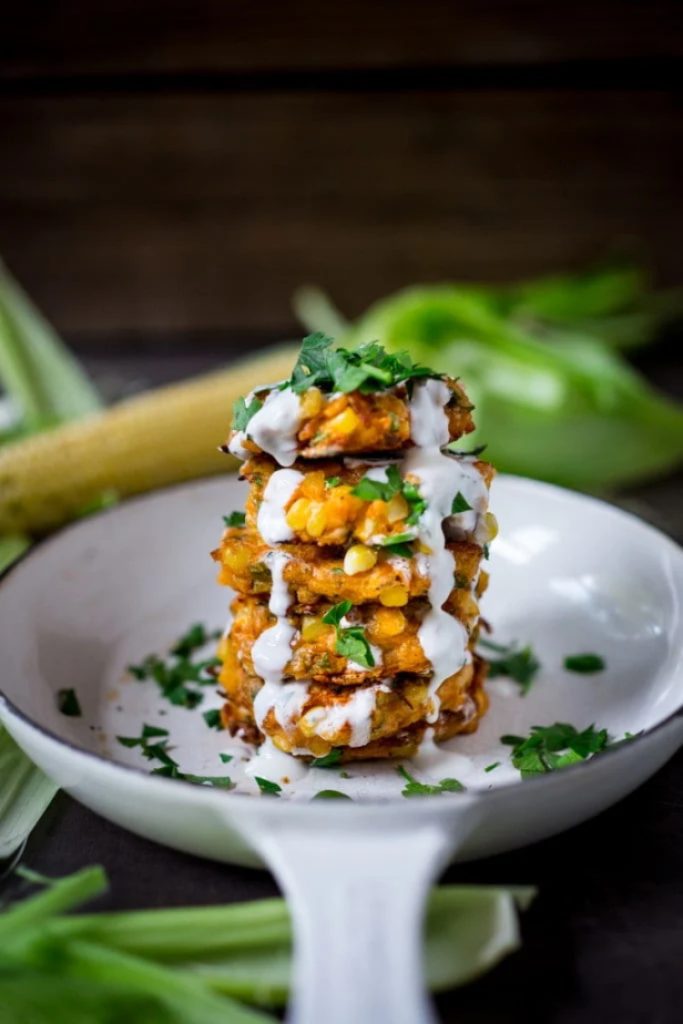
[1,474,682,1024]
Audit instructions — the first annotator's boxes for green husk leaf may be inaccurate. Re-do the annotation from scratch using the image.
[0,259,101,435]
[0,726,58,859]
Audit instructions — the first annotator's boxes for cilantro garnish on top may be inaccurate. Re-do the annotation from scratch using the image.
[286,333,441,395]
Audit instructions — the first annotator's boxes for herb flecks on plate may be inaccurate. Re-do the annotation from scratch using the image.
[56,688,82,717]
[322,601,375,669]
[127,623,221,709]
[255,776,282,797]
[398,765,465,797]
[287,333,441,395]
[503,722,609,778]
[310,748,343,768]
[479,637,540,695]
[564,653,606,673]
[313,790,352,800]
[223,511,246,528]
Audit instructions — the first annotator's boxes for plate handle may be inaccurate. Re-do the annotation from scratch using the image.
[246,811,472,1024]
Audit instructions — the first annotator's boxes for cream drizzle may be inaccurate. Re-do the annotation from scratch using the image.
[257,468,304,544]
[230,386,302,467]
[251,548,295,684]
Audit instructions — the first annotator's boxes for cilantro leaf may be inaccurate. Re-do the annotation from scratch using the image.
[255,776,282,796]
[56,688,81,717]
[311,749,343,768]
[325,476,342,489]
[223,511,246,528]
[287,334,440,395]
[397,765,465,797]
[231,394,263,432]
[128,623,221,708]
[451,491,472,514]
[505,722,609,778]
[479,637,540,695]
[219,752,233,764]
[564,653,605,673]
[321,601,353,627]
[351,466,426,528]
[336,627,375,668]
[313,790,352,800]
[202,709,224,731]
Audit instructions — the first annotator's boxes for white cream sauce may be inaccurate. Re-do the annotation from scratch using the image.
[230,386,302,467]
[244,735,308,783]
[302,685,386,748]
[256,468,304,544]
[405,379,489,722]
[253,679,310,730]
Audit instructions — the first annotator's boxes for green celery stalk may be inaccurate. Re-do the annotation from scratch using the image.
[0,726,58,860]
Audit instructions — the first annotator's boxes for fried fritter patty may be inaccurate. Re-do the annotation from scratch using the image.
[226,593,482,685]
[239,455,494,548]
[228,378,475,461]
[218,653,488,760]
[214,528,488,608]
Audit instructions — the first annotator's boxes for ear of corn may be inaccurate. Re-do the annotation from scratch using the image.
[0,345,298,535]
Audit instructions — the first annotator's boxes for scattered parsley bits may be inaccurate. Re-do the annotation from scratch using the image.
[322,602,375,668]
[310,749,343,768]
[57,688,81,717]
[116,723,169,749]
[219,752,233,764]
[484,762,501,773]
[286,333,441,395]
[351,465,427,527]
[504,722,609,778]
[202,709,224,731]
[128,624,221,709]
[479,637,540,695]
[564,653,606,674]
[325,476,342,489]
[231,394,262,432]
[255,776,282,796]
[223,511,246,528]
[152,764,234,789]
[451,492,472,514]
[397,766,465,797]
[313,790,352,800]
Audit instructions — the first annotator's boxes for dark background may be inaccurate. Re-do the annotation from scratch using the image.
[1,5,682,1022]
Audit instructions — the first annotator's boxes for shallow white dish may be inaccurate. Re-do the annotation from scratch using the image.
[1,474,682,1024]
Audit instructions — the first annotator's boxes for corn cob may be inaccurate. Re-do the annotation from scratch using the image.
[0,346,297,535]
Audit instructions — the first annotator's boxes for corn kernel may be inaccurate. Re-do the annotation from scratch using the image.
[417,541,432,555]
[286,497,310,531]
[306,502,327,537]
[386,493,409,523]
[485,512,499,541]
[379,584,409,607]
[301,616,328,641]
[355,515,377,542]
[374,607,406,638]
[329,407,360,436]
[343,544,378,576]
[224,546,251,572]
[300,387,325,418]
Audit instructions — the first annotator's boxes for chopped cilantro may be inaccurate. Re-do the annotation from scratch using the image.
[202,708,224,731]
[311,749,343,768]
[351,466,426,526]
[484,762,501,773]
[287,334,440,395]
[451,492,472,514]
[313,790,352,800]
[505,722,609,778]
[152,764,234,788]
[231,394,263,432]
[483,543,490,560]
[57,688,81,717]
[480,637,540,695]
[255,776,282,796]
[128,624,221,708]
[223,511,246,528]
[397,765,465,797]
[219,752,233,764]
[116,723,169,749]
[325,476,342,489]
[321,601,353,627]
[564,653,605,674]
[322,602,375,668]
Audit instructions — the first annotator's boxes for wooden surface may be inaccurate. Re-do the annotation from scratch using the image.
[0,1,682,337]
